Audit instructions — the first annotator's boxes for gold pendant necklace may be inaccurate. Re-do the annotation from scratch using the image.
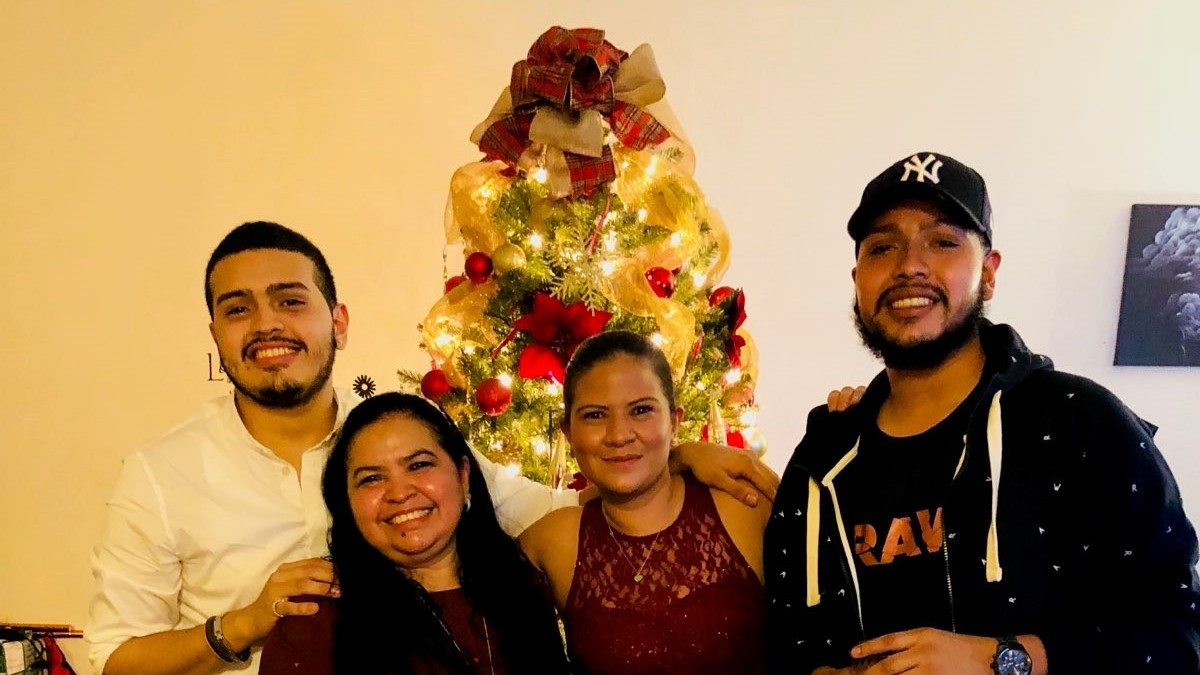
[604,516,663,584]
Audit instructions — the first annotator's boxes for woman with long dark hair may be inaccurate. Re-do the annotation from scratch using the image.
[261,392,569,674]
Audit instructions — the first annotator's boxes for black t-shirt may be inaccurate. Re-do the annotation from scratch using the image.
[834,378,988,639]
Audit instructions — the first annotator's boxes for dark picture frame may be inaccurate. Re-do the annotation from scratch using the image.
[1114,204,1200,366]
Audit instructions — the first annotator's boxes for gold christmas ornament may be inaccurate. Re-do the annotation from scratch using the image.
[491,243,528,273]
[550,429,569,490]
[706,398,728,446]
[740,426,768,457]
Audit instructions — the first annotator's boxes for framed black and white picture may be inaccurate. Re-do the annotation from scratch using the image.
[1114,204,1200,366]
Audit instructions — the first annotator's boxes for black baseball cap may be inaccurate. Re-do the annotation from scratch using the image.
[847,152,992,247]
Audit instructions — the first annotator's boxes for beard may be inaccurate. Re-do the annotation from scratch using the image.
[222,329,337,409]
[854,291,986,371]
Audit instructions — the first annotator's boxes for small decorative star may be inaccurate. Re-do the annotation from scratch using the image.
[352,374,377,398]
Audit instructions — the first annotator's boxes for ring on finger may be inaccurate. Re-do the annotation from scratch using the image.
[271,598,286,618]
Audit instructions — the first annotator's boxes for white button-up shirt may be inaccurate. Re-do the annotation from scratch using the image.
[86,389,575,673]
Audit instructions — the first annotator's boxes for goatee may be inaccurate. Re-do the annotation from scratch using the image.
[854,293,986,370]
[222,330,337,409]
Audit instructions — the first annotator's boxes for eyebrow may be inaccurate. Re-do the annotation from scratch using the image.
[213,281,311,307]
[349,449,437,479]
[214,289,251,307]
[574,396,659,412]
[267,281,311,295]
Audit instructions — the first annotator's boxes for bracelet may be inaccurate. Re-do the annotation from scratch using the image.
[204,614,251,664]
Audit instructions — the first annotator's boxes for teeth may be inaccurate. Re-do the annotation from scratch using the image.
[255,347,296,359]
[388,508,432,524]
[891,297,933,309]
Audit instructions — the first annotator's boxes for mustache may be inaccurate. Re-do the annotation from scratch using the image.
[875,284,948,314]
[242,335,307,360]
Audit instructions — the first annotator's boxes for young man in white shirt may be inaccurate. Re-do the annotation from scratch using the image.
[88,221,781,674]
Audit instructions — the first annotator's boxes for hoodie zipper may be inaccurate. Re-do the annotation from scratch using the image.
[835,534,867,641]
[941,442,970,634]
[941,511,958,633]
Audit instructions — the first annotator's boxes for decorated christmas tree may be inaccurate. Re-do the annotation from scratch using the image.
[400,26,763,487]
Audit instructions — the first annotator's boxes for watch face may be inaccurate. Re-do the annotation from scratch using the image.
[996,647,1033,675]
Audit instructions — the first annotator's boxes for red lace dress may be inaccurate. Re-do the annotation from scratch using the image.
[563,475,766,675]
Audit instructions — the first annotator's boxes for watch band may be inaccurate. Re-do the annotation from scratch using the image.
[992,635,1030,675]
[205,614,251,664]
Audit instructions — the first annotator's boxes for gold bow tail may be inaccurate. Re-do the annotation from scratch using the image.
[597,260,696,378]
[419,280,500,389]
[444,161,513,252]
[469,26,693,199]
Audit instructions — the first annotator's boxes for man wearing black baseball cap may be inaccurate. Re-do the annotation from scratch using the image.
[765,152,1200,675]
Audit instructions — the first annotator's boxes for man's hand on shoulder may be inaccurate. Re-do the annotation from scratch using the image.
[827,386,866,412]
[671,441,778,507]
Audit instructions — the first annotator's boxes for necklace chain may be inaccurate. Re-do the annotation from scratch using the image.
[424,593,495,675]
[604,514,663,584]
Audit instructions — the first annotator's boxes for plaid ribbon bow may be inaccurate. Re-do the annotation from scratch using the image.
[476,26,671,198]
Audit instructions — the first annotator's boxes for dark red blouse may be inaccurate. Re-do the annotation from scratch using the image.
[260,588,507,675]
[563,475,767,674]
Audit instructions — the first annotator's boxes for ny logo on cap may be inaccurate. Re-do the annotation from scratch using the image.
[900,154,943,184]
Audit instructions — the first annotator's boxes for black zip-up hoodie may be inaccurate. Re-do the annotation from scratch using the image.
[766,321,1200,674]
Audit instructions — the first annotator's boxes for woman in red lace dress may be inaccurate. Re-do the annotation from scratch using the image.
[521,330,770,675]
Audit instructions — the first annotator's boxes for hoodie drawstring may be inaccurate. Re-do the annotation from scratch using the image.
[805,441,861,624]
[984,390,1004,582]
[805,391,1007,616]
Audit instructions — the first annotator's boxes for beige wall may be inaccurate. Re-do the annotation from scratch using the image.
[2,1,1198,669]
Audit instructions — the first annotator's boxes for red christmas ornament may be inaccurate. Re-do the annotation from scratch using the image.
[709,287,748,367]
[644,266,676,298]
[726,429,747,449]
[420,369,452,401]
[475,377,511,416]
[443,275,468,294]
[464,252,494,284]
[708,286,736,307]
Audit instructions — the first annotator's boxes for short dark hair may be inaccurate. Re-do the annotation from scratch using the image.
[563,330,676,417]
[204,221,337,317]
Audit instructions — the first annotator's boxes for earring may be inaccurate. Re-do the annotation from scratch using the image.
[463,494,472,512]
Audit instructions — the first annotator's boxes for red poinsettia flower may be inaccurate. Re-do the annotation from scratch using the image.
[710,287,748,367]
[513,292,612,383]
